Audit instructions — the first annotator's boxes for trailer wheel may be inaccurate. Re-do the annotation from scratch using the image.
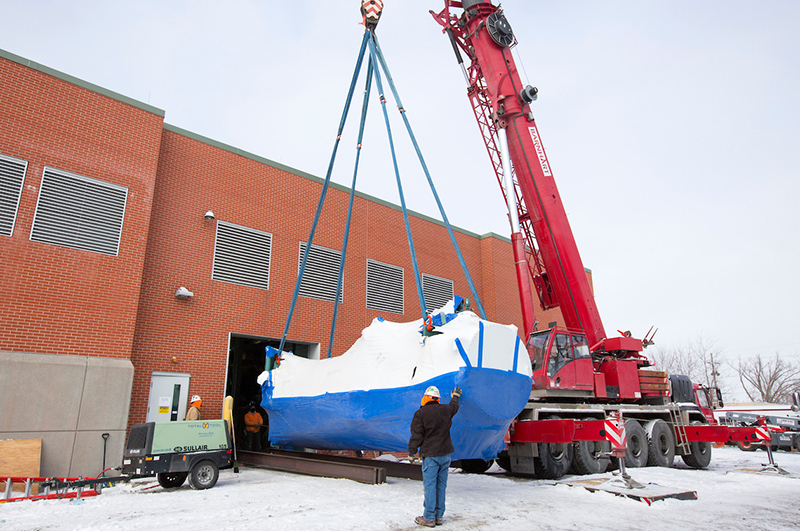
[645,419,675,468]
[157,472,188,489]
[188,460,219,490]
[570,418,610,475]
[794,435,800,453]
[736,440,758,452]
[624,419,649,468]
[534,416,574,479]
[682,422,712,469]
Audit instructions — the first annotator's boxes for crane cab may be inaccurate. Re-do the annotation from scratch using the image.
[527,328,594,398]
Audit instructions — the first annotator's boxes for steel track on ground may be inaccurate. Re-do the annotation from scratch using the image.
[237,449,423,484]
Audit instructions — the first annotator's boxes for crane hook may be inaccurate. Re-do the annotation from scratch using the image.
[361,0,384,31]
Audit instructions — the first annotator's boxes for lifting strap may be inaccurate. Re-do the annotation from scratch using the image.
[274,28,487,363]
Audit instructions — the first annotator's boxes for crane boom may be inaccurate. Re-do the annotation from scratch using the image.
[433,0,606,347]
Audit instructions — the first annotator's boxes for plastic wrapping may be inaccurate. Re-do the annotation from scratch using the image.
[259,303,533,460]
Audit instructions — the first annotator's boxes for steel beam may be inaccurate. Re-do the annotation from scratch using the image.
[238,450,393,484]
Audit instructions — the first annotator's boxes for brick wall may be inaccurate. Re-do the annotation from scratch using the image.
[0,55,164,359]
[128,129,527,422]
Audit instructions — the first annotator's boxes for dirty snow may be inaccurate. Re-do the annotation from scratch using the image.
[2,447,799,530]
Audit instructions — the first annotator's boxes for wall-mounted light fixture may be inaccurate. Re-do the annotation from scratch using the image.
[175,286,194,299]
[204,210,215,220]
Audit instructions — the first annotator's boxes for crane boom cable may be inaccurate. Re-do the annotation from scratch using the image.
[274,32,371,360]
[366,33,428,318]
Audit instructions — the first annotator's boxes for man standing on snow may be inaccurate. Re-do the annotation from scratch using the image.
[408,385,462,528]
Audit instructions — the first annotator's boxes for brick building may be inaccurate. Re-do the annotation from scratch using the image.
[0,48,566,476]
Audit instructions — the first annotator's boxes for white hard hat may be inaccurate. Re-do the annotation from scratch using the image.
[424,386,440,399]
[190,395,202,403]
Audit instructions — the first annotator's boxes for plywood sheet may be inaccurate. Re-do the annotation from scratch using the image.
[0,439,42,494]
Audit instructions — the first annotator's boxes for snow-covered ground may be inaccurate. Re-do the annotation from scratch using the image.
[2,447,798,530]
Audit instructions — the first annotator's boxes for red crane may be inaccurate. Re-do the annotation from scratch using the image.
[430,2,769,482]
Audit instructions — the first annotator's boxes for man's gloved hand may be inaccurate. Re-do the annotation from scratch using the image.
[408,453,420,464]
[452,386,462,398]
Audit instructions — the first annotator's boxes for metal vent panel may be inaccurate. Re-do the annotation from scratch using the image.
[30,167,128,256]
[298,242,343,302]
[0,153,28,237]
[422,273,454,313]
[366,259,404,314]
[212,221,272,290]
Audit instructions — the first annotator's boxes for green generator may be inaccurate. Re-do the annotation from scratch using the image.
[122,420,233,489]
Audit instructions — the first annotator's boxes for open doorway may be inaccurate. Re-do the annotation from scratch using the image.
[225,334,319,451]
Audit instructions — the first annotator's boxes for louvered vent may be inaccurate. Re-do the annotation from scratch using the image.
[212,221,272,290]
[422,273,454,313]
[298,242,343,302]
[30,167,128,255]
[0,153,27,237]
[366,259,404,314]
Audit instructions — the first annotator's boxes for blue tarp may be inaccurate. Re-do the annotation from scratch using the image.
[262,366,531,460]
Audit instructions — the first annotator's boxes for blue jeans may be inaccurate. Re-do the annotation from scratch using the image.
[421,455,451,521]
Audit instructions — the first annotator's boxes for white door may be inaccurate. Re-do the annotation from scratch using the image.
[146,371,191,422]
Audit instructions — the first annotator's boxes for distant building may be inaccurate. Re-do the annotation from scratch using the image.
[0,48,567,476]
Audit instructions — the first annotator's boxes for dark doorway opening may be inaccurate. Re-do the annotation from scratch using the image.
[225,335,317,451]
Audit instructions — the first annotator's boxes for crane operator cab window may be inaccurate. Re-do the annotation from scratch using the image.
[696,388,711,409]
[548,333,573,378]
[572,335,590,360]
[527,331,549,373]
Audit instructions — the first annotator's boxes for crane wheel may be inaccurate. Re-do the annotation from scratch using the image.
[682,422,712,469]
[458,459,493,474]
[645,419,675,468]
[534,415,574,479]
[623,419,649,468]
[737,440,759,452]
[570,417,610,475]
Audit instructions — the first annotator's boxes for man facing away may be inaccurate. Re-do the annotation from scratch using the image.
[408,385,462,527]
[186,395,202,421]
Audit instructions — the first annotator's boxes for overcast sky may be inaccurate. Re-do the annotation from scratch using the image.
[2,1,799,372]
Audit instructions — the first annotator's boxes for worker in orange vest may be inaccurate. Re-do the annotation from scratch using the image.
[186,395,202,421]
[244,402,264,451]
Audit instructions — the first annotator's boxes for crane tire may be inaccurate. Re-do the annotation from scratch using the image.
[459,459,493,474]
[570,418,610,475]
[737,440,758,452]
[682,422,713,469]
[645,419,675,468]
[624,419,649,468]
[533,415,574,479]
[496,451,511,472]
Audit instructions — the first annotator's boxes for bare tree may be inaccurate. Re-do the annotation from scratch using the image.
[736,353,800,403]
[649,336,732,404]
[650,343,703,381]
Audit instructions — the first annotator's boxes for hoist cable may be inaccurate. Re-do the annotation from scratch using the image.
[372,34,487,320]
[327,56,375,359]
[274,31,370,361]
[366,33,429,318]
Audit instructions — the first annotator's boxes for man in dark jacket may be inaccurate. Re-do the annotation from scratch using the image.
[408,385,462,527]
